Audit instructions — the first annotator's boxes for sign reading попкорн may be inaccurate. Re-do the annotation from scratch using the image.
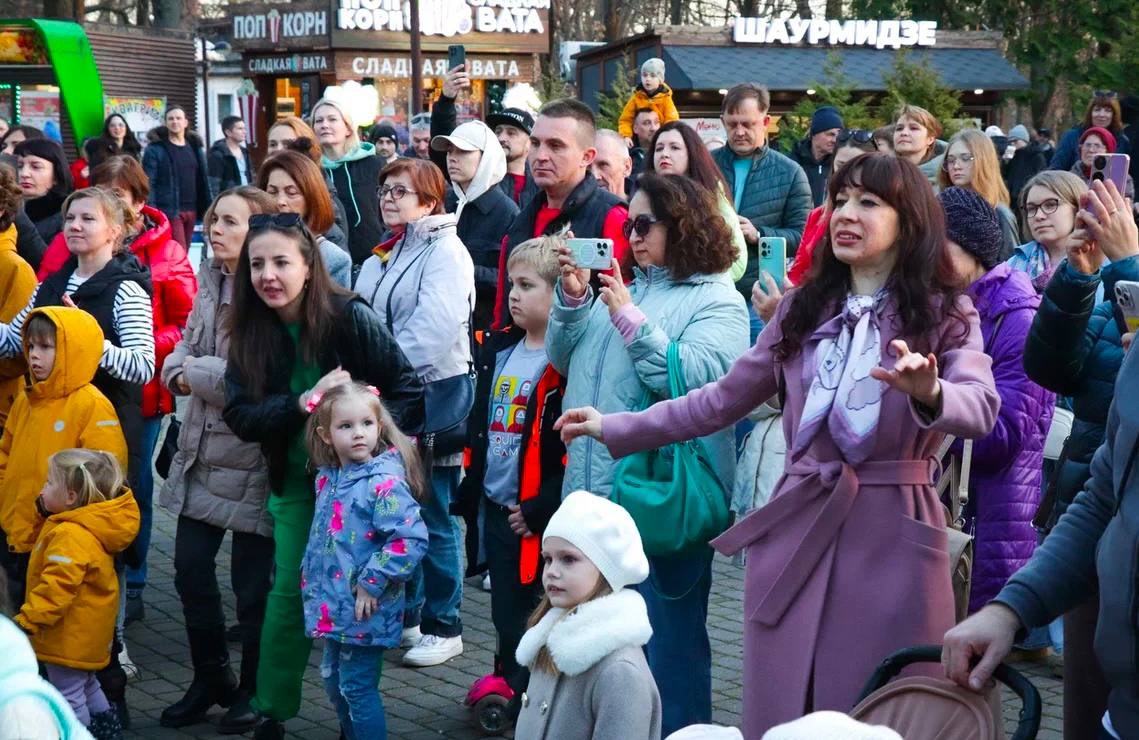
[336,0,548,36]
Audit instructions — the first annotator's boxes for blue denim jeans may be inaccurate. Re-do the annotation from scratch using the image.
[126,415,162,596]
[320,641,386,740]
[635,550,713,737]
[404,465,463,637]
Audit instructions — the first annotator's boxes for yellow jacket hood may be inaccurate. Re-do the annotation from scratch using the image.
[23,306,104,401]
[48,488,139,556]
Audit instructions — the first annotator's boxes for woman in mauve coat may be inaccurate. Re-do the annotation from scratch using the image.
[557,154,1000,737]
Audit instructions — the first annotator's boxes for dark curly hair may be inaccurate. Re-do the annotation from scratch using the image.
[774,152,965,361]
[0,161,21,231]
[633,174,737,280]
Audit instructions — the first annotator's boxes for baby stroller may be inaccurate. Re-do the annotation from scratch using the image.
[850,645,1041,740]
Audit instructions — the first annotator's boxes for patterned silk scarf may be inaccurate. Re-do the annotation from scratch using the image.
[793,290,889,465]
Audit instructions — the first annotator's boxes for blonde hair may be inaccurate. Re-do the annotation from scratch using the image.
[62,187,139,253]
[309,98,360,153]
[894,104,943,160]
[1017,169,1088,240]
[46,449,126,509]
[525,574,613,676]
[939,128,1010,207]
[506,235,562,286]
[304,382,426,500]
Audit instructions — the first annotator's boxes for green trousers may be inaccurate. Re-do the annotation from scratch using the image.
[251,484,315,721]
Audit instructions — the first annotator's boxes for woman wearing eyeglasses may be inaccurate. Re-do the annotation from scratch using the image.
[938,129,1020,261]
[546,173,748,735]
[257,149,352,289]
[354,157,475,670]
[1009,170,1091,293]
[1049,90,1132,171]
[1069,127,1135,204]
[221,214,423,739]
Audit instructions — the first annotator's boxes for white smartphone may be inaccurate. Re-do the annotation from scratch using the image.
[566,238,614,270]
[1114,280,1139,334]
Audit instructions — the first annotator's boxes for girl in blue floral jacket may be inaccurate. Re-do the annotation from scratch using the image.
[302,382,428,740]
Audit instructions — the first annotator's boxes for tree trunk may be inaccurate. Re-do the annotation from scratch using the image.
[41,0,75,18]
[136,0,151,26]
[796,0,813,18]
[670,0,683,24]
[153,0,181,29]
[825,0,843,17]
[737,0,759,17]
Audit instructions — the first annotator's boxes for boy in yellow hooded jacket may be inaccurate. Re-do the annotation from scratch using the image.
[0,307,128,607]
[617,57,680,148]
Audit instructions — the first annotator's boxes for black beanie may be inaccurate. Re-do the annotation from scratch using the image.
[13,137,72,196]
[937,187,1003,270]
[369,123,399,144]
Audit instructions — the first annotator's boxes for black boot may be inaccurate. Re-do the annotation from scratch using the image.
[160,625,239,728]
[218,629,260,734]
[96,636,129,731]
[87,708,124,740]
[253,716,286,739]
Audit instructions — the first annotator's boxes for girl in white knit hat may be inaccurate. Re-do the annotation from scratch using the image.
[514,490,662,740]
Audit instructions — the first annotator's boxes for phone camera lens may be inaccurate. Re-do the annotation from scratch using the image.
[1092,171,1105,182]
[1095,155,1107,169]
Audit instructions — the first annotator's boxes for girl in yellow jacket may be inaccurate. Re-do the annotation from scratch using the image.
[15,448,139,739]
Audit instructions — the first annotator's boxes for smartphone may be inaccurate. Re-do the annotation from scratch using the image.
[758,236,787,290]
[448,44,466,72]
[566,238,614,270]
[1087,153,1131,207]
[1114,280,1139,334]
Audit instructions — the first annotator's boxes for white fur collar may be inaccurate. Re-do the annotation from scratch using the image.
[515,589,653,677]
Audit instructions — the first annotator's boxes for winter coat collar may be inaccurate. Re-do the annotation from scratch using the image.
[398,213,458,247]
[515,589,652,676]
[147,125,204,149]
[125,204,171,258]
[322,141,378,169]
[792,137,830,167]
[23,191,66,224]
[323,450,402,488]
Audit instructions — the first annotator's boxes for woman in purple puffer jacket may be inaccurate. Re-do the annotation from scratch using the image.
[939,187,1056,612]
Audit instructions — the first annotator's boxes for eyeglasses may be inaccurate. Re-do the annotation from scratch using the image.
[622,214,660,240]
[248,213,304,230]
[943,153,976,169]
[1094,90,1119,100]
[378,184,418,201]
[1025,198,1062,218]
[837,129,877,148]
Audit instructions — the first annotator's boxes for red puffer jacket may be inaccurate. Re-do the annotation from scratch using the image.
[38,205,197,416]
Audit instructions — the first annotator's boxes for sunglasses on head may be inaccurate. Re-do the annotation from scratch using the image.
[248,213,304,230]
[837,129,877,147]
[622,214,660,240]
[1095,90,1119,100]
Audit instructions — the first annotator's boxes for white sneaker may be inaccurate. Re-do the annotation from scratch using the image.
[402,634,463,667]
[119,644,140,681]
[400,625,422,649]
[482,573,492,592]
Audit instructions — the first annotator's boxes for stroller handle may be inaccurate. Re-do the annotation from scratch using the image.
[855,645,1041,740]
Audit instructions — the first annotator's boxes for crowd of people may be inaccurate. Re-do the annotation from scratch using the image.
[0,65,1138,740]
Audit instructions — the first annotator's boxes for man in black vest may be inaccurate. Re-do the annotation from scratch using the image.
[492,99,630,328]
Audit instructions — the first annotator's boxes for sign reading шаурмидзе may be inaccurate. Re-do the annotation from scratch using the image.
[733,18,938,49]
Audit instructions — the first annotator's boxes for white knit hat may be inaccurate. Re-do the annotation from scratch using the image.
[762,711,902,740]
[543,491,649,590]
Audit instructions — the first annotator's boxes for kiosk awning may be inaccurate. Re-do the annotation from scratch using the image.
[663,45,1028,92]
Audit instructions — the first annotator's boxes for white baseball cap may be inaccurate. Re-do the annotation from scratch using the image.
[430,120,496,152]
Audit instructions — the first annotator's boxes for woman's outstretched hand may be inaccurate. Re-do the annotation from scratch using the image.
[869,339,941,409]
[554,406,604,444]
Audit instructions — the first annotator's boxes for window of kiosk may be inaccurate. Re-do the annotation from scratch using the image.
[15,84,60,133]
[276,78,301,120]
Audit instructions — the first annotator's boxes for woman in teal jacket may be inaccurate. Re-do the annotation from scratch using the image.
[545,174,748,736]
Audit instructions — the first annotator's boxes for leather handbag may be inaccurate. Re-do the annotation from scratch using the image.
[612,342,731,557]
[936,433,974,624]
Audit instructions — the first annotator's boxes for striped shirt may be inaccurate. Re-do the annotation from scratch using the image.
[0,275,155,385]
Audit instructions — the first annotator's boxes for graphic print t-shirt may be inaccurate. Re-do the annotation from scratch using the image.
[483,342,548,508]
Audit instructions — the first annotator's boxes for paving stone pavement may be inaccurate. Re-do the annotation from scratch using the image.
[122,501,1063,739]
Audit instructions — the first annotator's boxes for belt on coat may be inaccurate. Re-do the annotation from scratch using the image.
[712,456,937,628]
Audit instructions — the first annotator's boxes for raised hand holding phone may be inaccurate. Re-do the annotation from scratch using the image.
[557,235,590,300]
[1078,178,1139,263]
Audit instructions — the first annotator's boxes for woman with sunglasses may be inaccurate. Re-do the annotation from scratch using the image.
[257,149,352,288]
[354,157,475,670]
[1050,90,1132,171]
[1009,170,1091,293]
[646,120,748,283]
[547,174,748,735]
[158,186,277,734]
[556,154,1000,737]
[938,129,1020,261]
[221,214,423,739]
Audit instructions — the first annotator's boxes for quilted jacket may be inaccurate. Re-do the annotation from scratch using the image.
[963,264,1055,611]
[711,144,812,299]
[1023,256,1139,531]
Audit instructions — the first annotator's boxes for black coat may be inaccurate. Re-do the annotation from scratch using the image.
[324,150,386,265]
[142,127,211,219]
[23,191,66,245]
[206,140,254,200]
[446,185,519,330]
[223,295,425,492]
[497,162,541,210]
[13,209,45,272]
[1004,142,1049,205]
[788,138,833,207]
[453,325,565,576]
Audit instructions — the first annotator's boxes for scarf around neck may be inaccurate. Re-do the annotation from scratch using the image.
[793,289,889,464]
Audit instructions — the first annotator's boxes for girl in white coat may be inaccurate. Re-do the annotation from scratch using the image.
[514,491,662,740]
